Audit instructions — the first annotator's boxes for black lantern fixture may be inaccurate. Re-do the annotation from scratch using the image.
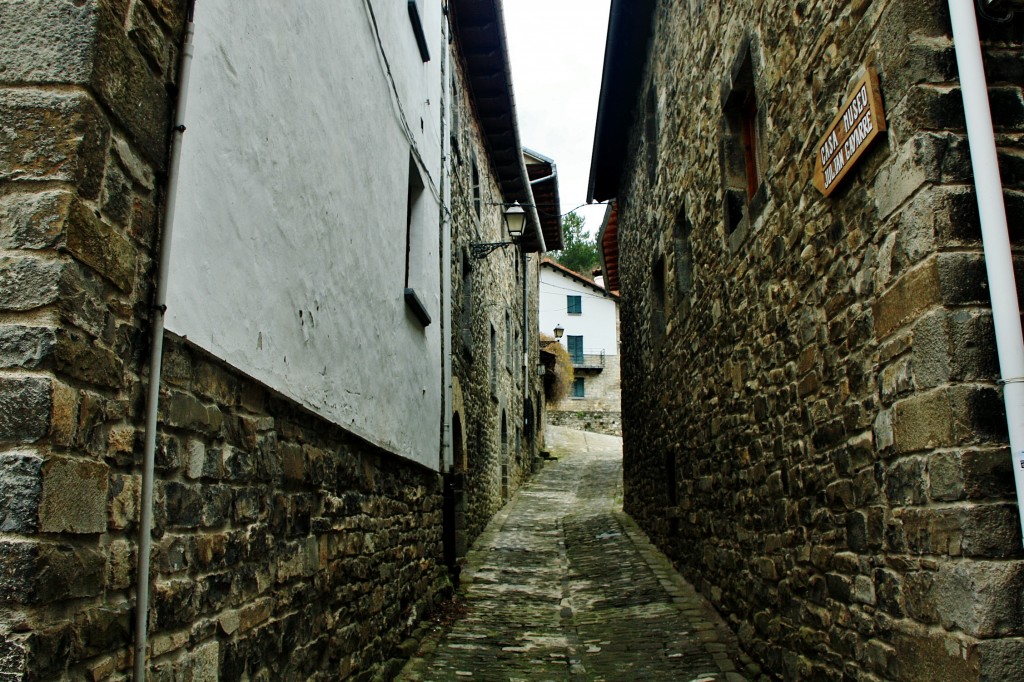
[471,202,526,258]
[553,324,564,341]
[503,201,526,240]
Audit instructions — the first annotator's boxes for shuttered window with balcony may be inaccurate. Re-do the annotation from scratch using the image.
[567,335,584,364]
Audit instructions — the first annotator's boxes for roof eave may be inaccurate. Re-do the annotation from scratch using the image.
[523,153,563,252]
[541,258,619,300]
[450,0,545,248]
[586,0,656,204]
[596,202,620,293]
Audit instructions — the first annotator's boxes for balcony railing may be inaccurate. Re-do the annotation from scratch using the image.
[570,349,605,369]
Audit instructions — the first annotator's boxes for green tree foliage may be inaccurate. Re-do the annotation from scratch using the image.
[553,211,600,277]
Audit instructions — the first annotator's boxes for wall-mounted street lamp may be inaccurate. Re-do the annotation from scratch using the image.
[471,202,526,259]
[553,324,564,341]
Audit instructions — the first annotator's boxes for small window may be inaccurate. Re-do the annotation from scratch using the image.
[405,156,424,288]
[490,324,497,396]
[645,85,658,188]
[404,156,431,326]
[461,250,473,351]
[721,41,763,240]
[572,377,585,398]
[740,91,761,200]
[514,329,520,379]
[506,311,512,371]
[567,295,582,315]
[450,72,460,155]
[650,255,666,342]
[407,0,430,62]
[567,335,583,365]
[472,157,481,220]
[674,206,693,317]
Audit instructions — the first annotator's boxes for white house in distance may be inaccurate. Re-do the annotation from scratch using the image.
[539,259,621,433]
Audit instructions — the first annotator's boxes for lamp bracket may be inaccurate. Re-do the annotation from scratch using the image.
[471,241,515,259]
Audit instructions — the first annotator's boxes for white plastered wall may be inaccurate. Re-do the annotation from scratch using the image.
[165,0,445,468]
[539,266,619,355]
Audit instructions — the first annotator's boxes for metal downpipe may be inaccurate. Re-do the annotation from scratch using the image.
[948,0,1024,544]
[133,9,195,677]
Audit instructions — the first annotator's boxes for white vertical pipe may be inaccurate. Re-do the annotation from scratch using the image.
[948,0,1024,544]
[134,12,195,679]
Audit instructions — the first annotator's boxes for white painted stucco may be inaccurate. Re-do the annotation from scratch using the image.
[539,263,619,356]
[166,0,446,468]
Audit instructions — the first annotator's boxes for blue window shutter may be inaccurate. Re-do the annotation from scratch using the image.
[572,377,585,397]
[567,335,583,364]
[567,295,582,314]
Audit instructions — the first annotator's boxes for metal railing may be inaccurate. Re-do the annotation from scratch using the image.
[570,349,605,369]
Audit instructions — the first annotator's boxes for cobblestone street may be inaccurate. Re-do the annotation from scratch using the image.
[399,427,759,681]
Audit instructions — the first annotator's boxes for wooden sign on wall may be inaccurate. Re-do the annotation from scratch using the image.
[813,68,886,196]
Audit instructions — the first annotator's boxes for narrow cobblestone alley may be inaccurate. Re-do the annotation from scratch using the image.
[399,427,759,681]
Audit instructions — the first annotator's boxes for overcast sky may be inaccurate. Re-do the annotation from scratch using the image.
[503,0,612,243]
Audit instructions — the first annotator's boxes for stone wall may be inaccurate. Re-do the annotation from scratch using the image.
[0,2,447,678]
[160,338,449,680]
[613,1,1024,680]
[547,411,622,437]
[549,353,622,414]
[448,48,543,552]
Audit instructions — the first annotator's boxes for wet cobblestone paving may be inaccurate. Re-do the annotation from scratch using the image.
[399,428,758,681]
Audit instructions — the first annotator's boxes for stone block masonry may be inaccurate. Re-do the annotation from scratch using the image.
[0,2,447,679]
[150,338,447,681]
[557,354,621,406]
[447,50,543,553]
[548,411,622,437]
[607,1,1024,680]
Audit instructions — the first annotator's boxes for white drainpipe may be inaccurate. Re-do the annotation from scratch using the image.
[948,0,1024,544]
[134,10,196,678]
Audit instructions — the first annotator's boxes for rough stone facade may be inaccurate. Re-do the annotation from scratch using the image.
[447,52,546,553]
[603,1,1024,680]
[0,2,449,678]
[549,346,623,437]
[555,353,622,414]
[547,410,622,438]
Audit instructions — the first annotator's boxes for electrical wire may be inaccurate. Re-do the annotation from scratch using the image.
[540,281,615,299]
[361,0,445,206]
[550,202,611,219]
[486,200,612,221]
[537,305,611,314]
